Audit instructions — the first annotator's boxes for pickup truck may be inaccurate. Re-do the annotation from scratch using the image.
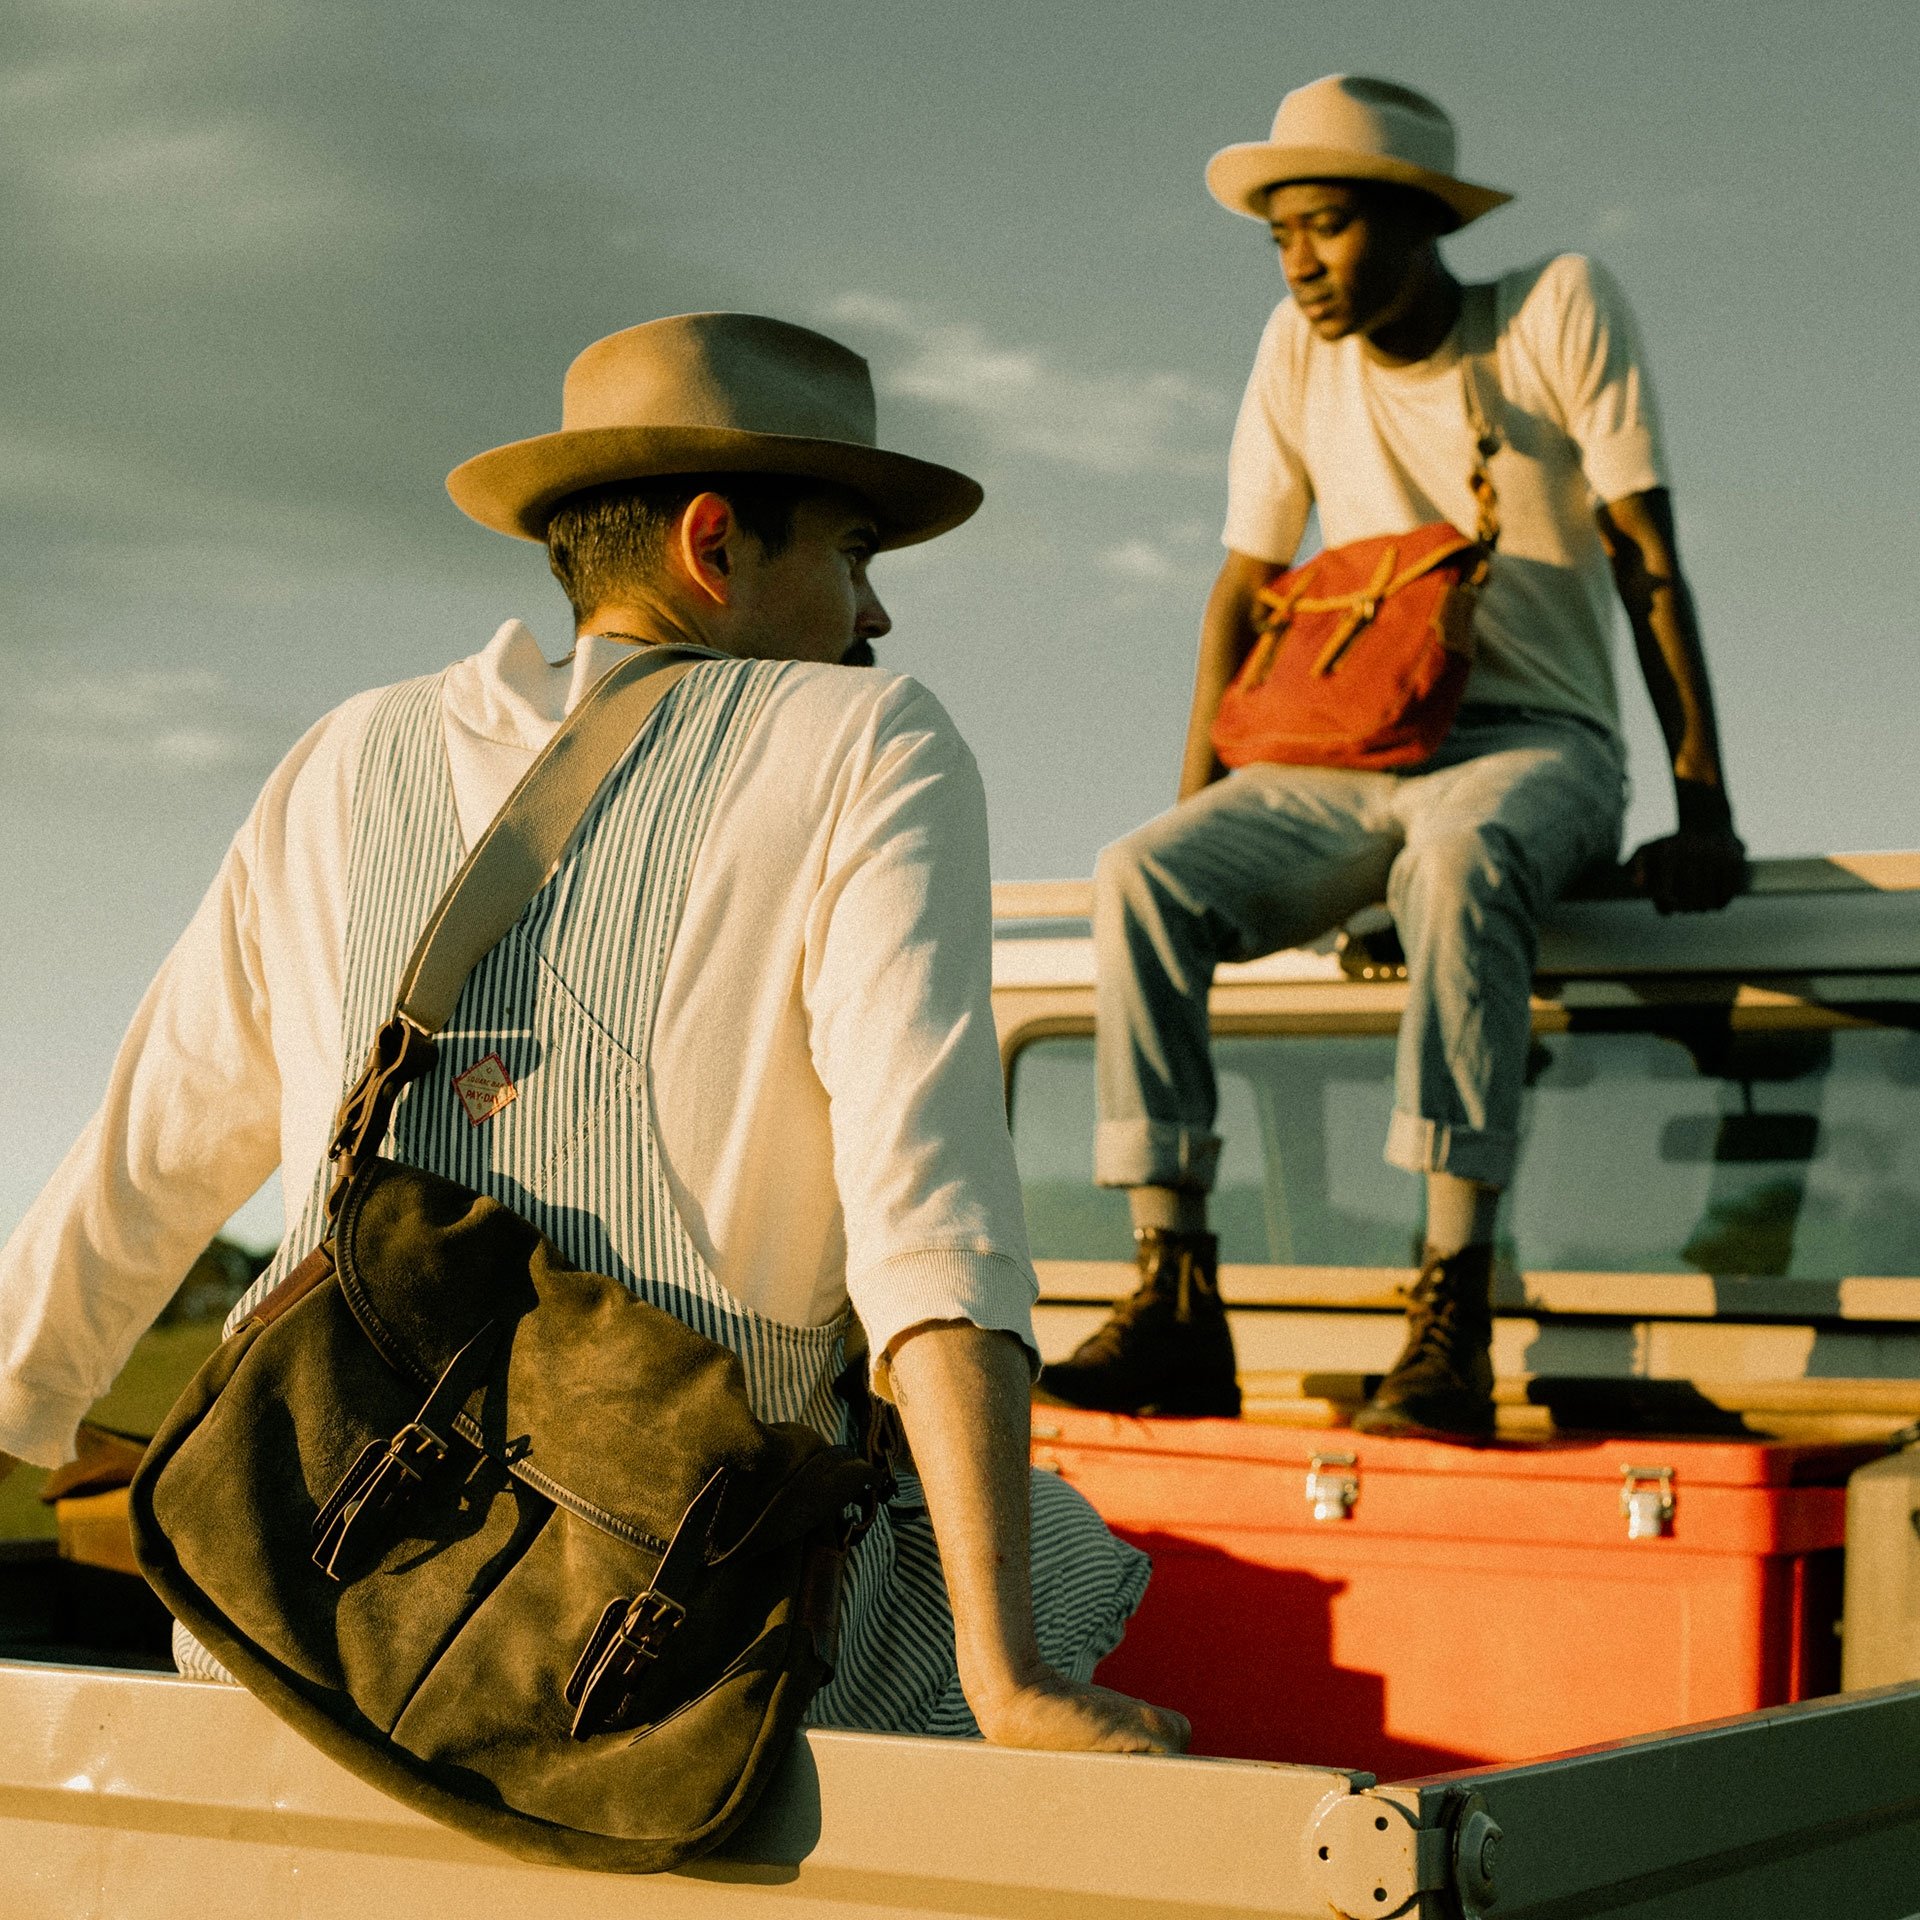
[5,854,1920,1919]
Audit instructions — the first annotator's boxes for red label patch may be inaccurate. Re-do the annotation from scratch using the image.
[453,1053,518,1126]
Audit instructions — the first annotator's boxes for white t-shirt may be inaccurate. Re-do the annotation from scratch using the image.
[0,624,1037,1467]
[1224,253,1668,733]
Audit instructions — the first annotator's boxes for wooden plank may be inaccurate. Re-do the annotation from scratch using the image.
[53,1489,138,1578]
[1233,1370,1920,1418]
[1034,1260,1920,1324]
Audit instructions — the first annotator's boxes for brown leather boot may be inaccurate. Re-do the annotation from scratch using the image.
[1036,1229,1241,1418]
[1351,1244,1497,1441]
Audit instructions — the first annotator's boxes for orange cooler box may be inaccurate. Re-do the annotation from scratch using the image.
[1033,1410,1872,1777]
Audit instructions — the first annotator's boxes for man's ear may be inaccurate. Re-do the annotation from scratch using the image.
[676,492,736,606]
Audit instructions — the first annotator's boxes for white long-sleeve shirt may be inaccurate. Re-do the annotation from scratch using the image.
[0,622,1037,1466]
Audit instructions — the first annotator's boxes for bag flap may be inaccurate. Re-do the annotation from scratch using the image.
[333,1158,859,1556]
[1260,523,1480,618]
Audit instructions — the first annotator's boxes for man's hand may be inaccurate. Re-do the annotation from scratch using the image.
[887,1321,1189,1756]
[1628,823,1748,915]
[969,1666,1190,1754]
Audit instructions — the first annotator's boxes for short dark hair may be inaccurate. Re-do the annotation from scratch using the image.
[1355,177,1460,237]
[544,473,817,623]
[1273,175,1460,237]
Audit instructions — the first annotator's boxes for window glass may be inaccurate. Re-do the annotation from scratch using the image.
[1007,1017,1920,1277]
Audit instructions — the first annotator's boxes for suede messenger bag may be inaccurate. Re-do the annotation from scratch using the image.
[129,645,891,1872]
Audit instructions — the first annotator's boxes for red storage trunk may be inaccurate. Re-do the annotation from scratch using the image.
[1033,1409,1872,1778]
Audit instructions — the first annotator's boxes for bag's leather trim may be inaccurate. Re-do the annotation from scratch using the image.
[482,1438,672,1557]
[331,1165,428,1388]
[245,1243,338,1331]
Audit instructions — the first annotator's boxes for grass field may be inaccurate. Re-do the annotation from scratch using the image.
[0,1322,225,1541]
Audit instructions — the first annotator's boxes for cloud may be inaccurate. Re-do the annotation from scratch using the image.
[2,665,276,776]
[40,123,374,260]
[0,0,740,609]
[1094,519,1221,593]
[0,10,371,265]
[825,293,1227,477]
[1099,538,1179,583]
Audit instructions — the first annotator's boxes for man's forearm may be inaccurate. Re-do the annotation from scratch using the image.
[883,1321,1189,1754]
[1598,488,1745,913]
[1599,490,1733,824]
[886,1322,1042,1704]
[1635,577,1732,823]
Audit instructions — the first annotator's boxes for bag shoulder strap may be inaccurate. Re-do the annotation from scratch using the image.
[326,644,702,1199]
[397,644,700,1031]
[1458,281,1504,551]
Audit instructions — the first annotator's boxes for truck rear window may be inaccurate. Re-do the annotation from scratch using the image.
[1008,1012,1920,1279]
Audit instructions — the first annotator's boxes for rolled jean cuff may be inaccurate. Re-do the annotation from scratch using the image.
[1385,1111,1518,1187]
[1095,1119,1221,1192]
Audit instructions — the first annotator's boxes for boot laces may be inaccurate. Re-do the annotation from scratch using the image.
[1401,1262,1487,1366]
[1068,1241,1203,1363]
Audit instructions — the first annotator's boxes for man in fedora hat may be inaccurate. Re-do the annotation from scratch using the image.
[1041,76,1747,1437]
[0,312,1185,1753]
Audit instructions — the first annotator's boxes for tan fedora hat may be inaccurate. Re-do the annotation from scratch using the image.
[1206,74,1513,230]
[447,311,982,550]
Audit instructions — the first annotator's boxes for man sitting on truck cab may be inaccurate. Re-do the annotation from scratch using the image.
[1039,76,1748,1438]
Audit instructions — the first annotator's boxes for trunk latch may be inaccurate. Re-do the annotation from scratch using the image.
[1620,1464,1676,1540]
[1308,1451,1360,1522]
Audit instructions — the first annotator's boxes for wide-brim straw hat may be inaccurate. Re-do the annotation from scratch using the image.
[448,312,982,550]
[1206,74,1513,231]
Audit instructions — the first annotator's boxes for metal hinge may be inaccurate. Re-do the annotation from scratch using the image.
[1306,1791,1451,1919]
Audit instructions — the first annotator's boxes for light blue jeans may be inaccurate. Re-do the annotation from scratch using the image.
[1094,707,1628,1193]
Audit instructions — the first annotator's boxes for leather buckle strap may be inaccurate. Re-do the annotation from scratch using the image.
[310,1321,498,1581]
[564,1589,689,1740]
[326,1015,437,1217]
[311,1423,451,1582]
[1308,546,1399,677]
[564,1465,731,1740]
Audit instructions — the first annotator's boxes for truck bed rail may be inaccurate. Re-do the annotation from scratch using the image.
[4,1659,1917,1918]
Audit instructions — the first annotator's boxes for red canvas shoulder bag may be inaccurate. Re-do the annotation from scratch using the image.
[1210,283,1505,773]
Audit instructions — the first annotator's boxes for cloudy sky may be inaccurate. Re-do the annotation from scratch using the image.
[2,0,1915,1245]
